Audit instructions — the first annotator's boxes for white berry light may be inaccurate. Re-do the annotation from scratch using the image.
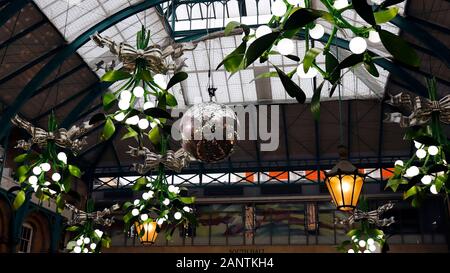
[133,86,145,98]
[297,64,318,79]
[140,214,149,221]
[163,198,170,206]
[131,208,139,216]
[428,146,439,156]
[406,166,420,177]
[394,160,404,167]
[416,149,427,159]
[138,119,149,130]
[28,175,38,184]
[309,24,325,39]
[52,173,61,182]
[367,238,375,245]
[414,140,423,149]
[32,166,42,175]
[271,0,287,17]
[358,240,366,248]
[255,25,272,38]
[421,175,433,185]
[174,212,182,220]
[40,163,51,172]
[57,152,67,164]
[347,249,355,253]
[118,100,130,110]
[114,112,126,122]
[120,90,132,102]
[125,115,139,125]
[430,184,438,194]
[368,30,381,43]
[333,0,348,9]
[368,244,377,252]
[73,246,82,253]
[349,37,367,54]
[277,38,294,55]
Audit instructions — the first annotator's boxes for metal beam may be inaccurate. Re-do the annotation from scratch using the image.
[0,19,47,50]
[0,0,30,28]
[0,45,64,86]
[0,0,166,139]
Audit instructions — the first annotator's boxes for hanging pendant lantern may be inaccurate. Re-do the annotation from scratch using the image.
[325,145,365,211]
[135,221,159,244]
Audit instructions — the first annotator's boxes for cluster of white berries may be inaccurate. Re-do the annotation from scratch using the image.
[347,235,382,253]
[28,152,67,193]
[395,141,446,195]
[168,185,180,194]
[70,229,103,254]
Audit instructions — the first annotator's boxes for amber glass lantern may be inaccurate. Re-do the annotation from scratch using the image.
[325,145,364,211]
[135,222,158,244]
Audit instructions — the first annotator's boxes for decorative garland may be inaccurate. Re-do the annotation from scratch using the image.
[385,78,450,207]
[218,0,417,117]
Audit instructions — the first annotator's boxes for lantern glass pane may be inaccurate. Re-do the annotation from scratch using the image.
[135,222,158,244]
[326,175,363,210]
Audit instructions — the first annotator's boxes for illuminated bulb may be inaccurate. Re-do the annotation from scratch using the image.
[333,0,348,9]
[157,218,165,225]
[52,173,61,182]
[118,99,130,111]
[358,240,366,248]
[353,238,359,243]
[405,166,420,177]
[428,146,438,156]
[394,160,404,167]
[32,166,42,175]
[142,192,150,200]
[148,191,154,198]
[133,86,144,98]
[183,206,191,212]
[57,152,67,164]
[430,184,438,195]
[76,239,83,246]
[368,30,381,43]
[368,244,377,252]
[174,212,182,220]
[271,0,287,17]
[364,250,371,253]
[277,38,294,55]
[90,243,97,250]
[138,119,149,130]
[349,37,367,54]
[367,238,375,245]
[120,90,132,102]
[114,112,125,122]
[357,251,362,253]
[143,101,154,110]
[28,176,38,184]
[255,25,272,38]
[297,65,318,78]
[43,181,51,186]
[83,248,88,253]
[287,0,305,6]
[131,208,139,216]
[134,199,140,206]
[416,149,427,159]
[73,246,81,253]
[163,198,170,206]
[40,163,51,172]
[309,24,325,39]
[153,74,167,89]
[140,214,149,221]
[421,175,432,185]
[83,238,90,244]
[94,229,103,238]
[125,115,139,125]
[414,140,423,149]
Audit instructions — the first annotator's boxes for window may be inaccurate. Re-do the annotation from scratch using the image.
[18,223,33,253]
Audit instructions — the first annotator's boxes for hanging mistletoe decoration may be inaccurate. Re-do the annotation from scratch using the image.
[65,200,114,253]
[218,0,418,118]
[385,78,450,207]
[92,26,197,242]
[337,199,394,253]
[10,113,86,211]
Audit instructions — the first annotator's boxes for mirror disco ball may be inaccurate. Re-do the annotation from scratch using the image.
[180,102,239,163]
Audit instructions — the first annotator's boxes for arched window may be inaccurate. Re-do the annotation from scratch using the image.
[18,223,33,253]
